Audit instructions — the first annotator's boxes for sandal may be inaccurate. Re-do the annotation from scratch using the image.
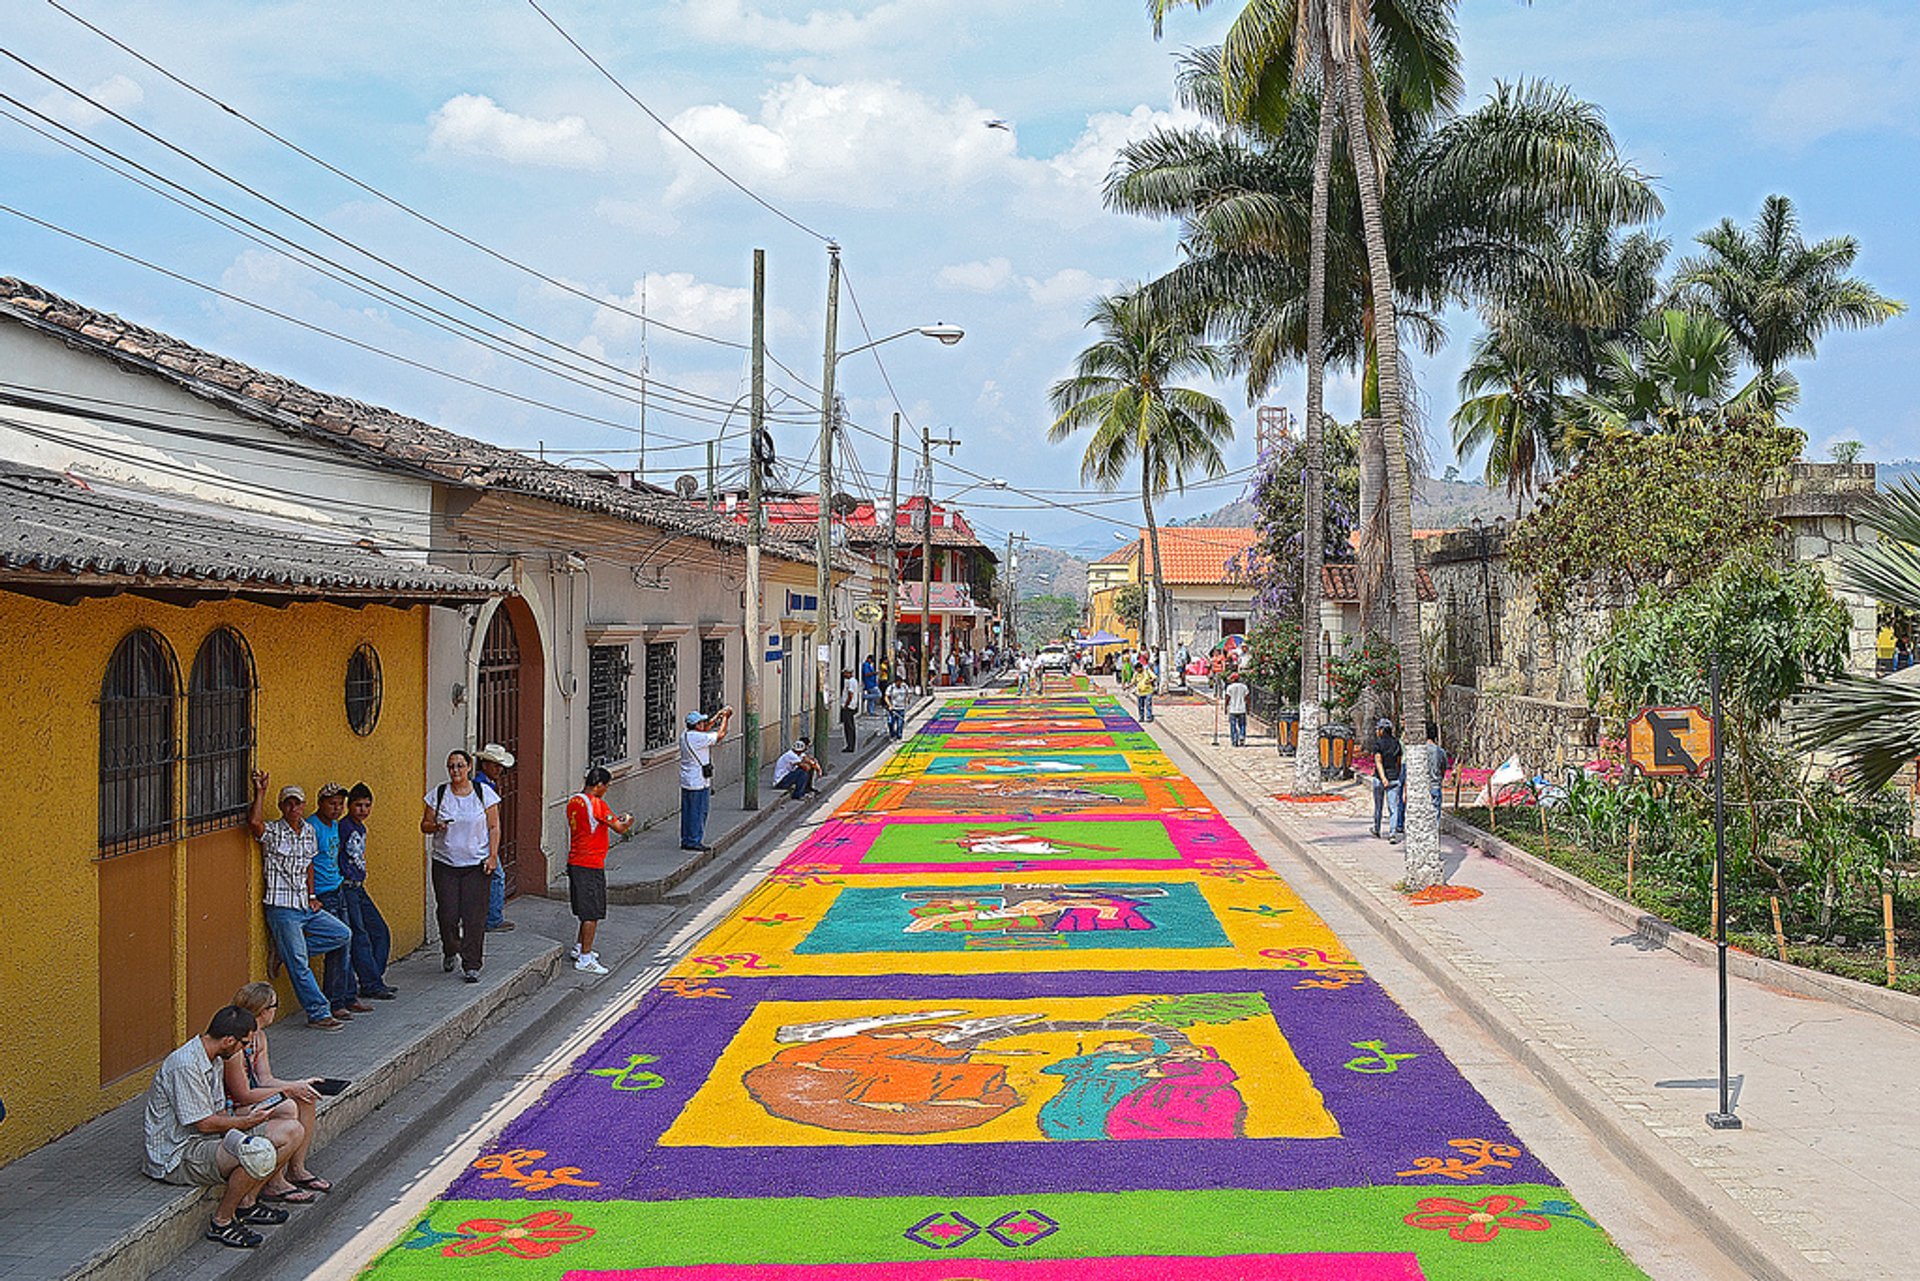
[260,1187,318,1204]
[289,1174,333,1194]
[205,1219,263,1249]
[236,1203,290,1226]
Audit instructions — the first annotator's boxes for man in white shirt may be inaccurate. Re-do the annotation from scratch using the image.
[840,667,860,753]
[1224,672,1252,747]
[1016,654,1031,696]
[885,676,912,740]
[773,737,825,800]
[679,706,733,852]
[143,1005,302,1249]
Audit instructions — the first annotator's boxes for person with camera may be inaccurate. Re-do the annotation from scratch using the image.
[566,766,634,975]
[679,705,733,852]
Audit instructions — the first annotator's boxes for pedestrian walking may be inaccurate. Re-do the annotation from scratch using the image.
[305,783,369,1020]
[566,766,633,976]
[861,656,880,715]
[474,744,516,933]
[337,784,395,1000]
[248,775,351,1030]
[1224,672,1250,747]
[679,705,733,852]
[1133,663,1157,723]
[1366,718,1406,842]
[839,667,859,753]
[421,750,500,983]
[885,676,911,740]
[1424,720,1453,821]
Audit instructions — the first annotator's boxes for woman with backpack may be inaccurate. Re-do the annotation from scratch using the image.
[420,749,500,983]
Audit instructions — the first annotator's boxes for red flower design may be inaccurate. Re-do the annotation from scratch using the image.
[1405,1194,1552,1243]
[443,1209,594,1259]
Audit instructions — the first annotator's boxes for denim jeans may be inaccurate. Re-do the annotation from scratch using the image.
[1228,712,1247,746]
[886,708,905,739]
[1372,778,1406,835]
[1136,693,1154,722]
[681,786,711,848]
[314,889,356,1011]
[336,882,391,994]
[776,768,813,800]
[485,860,507,928]
[263,905,351,1023]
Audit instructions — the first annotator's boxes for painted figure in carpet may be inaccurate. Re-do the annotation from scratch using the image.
[900,885,1162,935]
[940,828,1121,858]
[1037,1036,1167,1139]
[915,781,1133,814]
[1038,1038,1247,1141]
[961,757,1087,774]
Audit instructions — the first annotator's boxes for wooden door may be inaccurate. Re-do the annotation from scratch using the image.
[98,844,176,1083]
[184,826,254,1029]
[476,610,523,897]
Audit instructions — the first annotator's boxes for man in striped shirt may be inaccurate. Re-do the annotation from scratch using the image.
[249,773,352,1031]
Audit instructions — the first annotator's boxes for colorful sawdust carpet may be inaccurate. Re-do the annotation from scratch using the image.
[361,690,1651,1280]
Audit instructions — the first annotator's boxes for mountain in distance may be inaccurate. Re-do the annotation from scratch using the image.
[1173,472,1519,530]
[1012,542,1089,604]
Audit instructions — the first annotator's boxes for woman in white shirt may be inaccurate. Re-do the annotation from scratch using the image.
[419,750,500,983]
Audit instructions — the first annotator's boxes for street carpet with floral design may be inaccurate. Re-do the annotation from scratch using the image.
[361,690,1651,1280]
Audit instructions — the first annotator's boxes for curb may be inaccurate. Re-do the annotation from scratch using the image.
[1150,714,1826,1281]
[1442,813,1920,1033]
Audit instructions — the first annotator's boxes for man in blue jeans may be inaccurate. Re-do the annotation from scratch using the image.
[247,773,352,1031]
[679,705,733,851]
[1366,718,1406,843]
[476,744,517,933]
[307,782,371,1020]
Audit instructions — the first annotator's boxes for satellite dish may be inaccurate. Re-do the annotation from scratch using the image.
[674,474,700,499]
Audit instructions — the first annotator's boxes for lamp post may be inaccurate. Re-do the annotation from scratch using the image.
[810,272,963,762]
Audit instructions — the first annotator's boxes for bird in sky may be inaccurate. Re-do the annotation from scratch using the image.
[985,119,1011,131]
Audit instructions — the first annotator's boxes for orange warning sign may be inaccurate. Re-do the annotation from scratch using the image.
[1626,705,1716,777]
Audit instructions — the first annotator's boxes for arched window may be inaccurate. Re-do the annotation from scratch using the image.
[187,627,255,831]
[345,642,382,735]
[100,629,177,854]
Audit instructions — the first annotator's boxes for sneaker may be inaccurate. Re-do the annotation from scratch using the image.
[462,970,481,984]
[307,1017,344,1032]
[575,952,609,975]
[1389,832,1404,844]
[442,954,457,973]
[1370,827,1381,839]
[568,942,582,959]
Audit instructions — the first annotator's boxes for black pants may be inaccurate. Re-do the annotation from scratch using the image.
[431,860,489,973]
[840,707,856,752]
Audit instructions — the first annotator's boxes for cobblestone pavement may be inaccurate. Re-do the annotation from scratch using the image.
[337,685,1690,1279]
[1153,695,1920,1281]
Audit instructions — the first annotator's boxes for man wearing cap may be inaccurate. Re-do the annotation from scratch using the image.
[773,737,825,801]
[679,705,733,852]
[307,783,371,1022]
[1366,718,1407,843]
[475,744,517,933]
[248,772,353,1030]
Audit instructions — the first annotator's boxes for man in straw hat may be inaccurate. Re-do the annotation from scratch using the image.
[475,743,517,933]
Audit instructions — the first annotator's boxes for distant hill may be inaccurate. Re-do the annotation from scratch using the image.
[1014,542,1089,604]
[1174,473,1519,532]
[1877,459,1919,486]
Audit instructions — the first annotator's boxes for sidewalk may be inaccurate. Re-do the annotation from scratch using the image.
[0,709,917,1281]
[1149,694,1920,1281]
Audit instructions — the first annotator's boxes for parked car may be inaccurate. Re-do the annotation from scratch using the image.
[1033,644,1072,672]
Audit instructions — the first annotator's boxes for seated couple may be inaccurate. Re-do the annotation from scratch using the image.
[773,738,827,801]
[142,982,338,1250]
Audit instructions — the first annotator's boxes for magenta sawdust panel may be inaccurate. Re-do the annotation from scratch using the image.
[565,1253,1425,1279]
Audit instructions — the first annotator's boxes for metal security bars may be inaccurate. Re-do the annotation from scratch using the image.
[699,637,726,717]
[185,628,255,833]
[644,641,677,752]
[99,629,177,856]
[345,642,382,735]
[588,644,632,766]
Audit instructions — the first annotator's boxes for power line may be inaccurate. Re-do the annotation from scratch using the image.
[522,0,835,246]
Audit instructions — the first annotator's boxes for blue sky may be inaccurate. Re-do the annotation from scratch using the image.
[1,0,1912,549]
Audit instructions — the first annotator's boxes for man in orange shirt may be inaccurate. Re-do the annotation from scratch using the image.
[566,766,634,976]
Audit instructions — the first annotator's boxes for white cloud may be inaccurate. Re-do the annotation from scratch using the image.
[938,258,1017,292]
[674,0,935,54]
[1024,267,1117,311]
[427,94,610,169]
[587,273,754,345]
[1047,103,1206,188]
[34,74,143,130]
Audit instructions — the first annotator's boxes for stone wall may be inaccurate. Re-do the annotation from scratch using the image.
[1438,683,1601,770]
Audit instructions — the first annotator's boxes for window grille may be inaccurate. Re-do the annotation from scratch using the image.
[100,629,177,855]
[699,637,726,715]
[186,628,254,833]
[644,641,677,752]
[345,642,382,735]
[587,644,632,766]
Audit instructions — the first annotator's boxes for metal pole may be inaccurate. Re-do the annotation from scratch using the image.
[814,244,841,764]
[884,411,900,682]
[741,248,765,810]
[920,423,934,693]
[1003,531,1015,655]
[1707,652,1742,1130]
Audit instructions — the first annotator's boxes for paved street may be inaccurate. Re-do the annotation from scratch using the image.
[323,685,1696,1279]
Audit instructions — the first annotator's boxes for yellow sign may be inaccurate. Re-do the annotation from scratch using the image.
[1626,705,1715,777]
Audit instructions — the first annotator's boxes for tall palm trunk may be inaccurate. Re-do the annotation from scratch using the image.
[1339,50,1442,889]
[1142,461,1170,684]
[1294,47,1338,792]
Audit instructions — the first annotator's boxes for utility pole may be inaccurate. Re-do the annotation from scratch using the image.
[814,244,841,763]
[1003,530,1015,651]
[742,248,765,810]
[884,410,900,680]
[919,425,960,691]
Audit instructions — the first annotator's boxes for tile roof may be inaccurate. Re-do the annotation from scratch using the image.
[747,496,997,554]
[1321,563,1438,603]
[1095,541,1140,565]
[0,464,502,602]
[1141,526,1261,584]
[0,278,845,568]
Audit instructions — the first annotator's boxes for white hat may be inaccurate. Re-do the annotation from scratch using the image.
[476,743,516,768]
[223,1131,278,1179]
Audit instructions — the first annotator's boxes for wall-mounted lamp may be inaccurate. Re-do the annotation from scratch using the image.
[450,681,466,707]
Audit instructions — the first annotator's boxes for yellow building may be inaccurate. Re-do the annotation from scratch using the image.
[1083,542,1142,669]
[0,467,496,1166]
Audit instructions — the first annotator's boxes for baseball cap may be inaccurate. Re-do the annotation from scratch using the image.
[1377,717,1394,730]
[685,711,707,728]
[316,781,347,800]
[476,743,516,768]
[277,783,306,805]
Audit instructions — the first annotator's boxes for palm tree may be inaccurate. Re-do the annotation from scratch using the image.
[1449,326,1561,516]
[1048,291,1235,676]
[1565,308,1798,448]
[1672,194,1905,379]
[1794,481,1920,789]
